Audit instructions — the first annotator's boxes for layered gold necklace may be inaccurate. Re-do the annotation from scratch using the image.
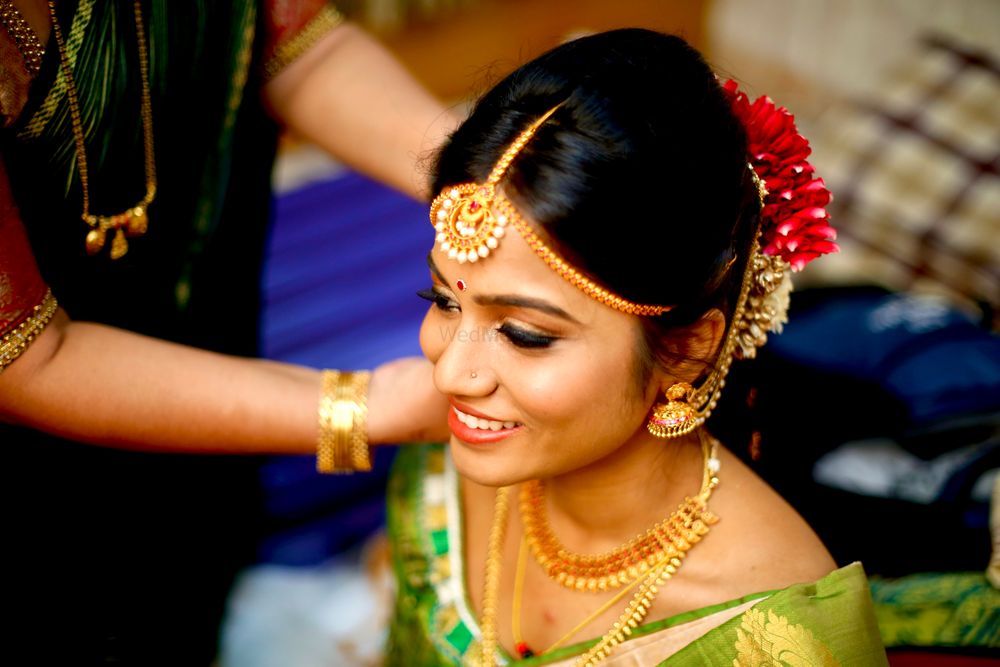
[47,0,156,259]
[480,430,721,667]
[520,475,717,594]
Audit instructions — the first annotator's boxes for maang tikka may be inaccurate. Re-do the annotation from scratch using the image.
[428,104,673,317]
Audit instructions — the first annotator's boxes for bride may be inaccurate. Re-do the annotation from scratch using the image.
[386,28,886,666]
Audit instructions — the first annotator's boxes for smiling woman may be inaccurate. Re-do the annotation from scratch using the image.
[386,28,886,667]
[421,235,659,487]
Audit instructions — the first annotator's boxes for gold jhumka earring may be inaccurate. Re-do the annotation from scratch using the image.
[646,234,790,440]
[647,381,698,438]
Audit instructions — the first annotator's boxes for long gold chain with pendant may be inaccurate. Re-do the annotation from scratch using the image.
[47,0,156,259]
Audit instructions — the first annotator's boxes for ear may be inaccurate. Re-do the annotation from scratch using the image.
[688,308,727,368]
[658,308,727,387]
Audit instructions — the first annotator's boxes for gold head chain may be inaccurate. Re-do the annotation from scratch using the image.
[428,105,673,317]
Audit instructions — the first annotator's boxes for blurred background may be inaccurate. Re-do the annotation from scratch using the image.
[222,1,1000,665]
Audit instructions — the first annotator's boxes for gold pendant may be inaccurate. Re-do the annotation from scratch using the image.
[84,206,147,258]
[85,227,106,255]
[110,227,129,260]
[126,206,148,237]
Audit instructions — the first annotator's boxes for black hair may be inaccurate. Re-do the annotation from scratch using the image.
[432,29,761,382]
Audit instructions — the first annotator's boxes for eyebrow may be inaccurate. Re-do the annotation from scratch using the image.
[426,253,580,323]
[473,294,580,323]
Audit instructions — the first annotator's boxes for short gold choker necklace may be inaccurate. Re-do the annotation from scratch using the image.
[480,430,721,666]
[519,460,718,593]
[48,0,156,259]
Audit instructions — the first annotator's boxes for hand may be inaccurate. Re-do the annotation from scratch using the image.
[367,356,449,444]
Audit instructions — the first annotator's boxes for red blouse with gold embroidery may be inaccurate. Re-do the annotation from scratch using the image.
[0,155,57,372]
[0,156,48,336]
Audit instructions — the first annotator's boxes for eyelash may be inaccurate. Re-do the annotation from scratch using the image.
[416,288,558,349]
[498,323,556,349]
[416,288,458,312]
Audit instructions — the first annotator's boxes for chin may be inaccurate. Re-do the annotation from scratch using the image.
[448,436,533,488]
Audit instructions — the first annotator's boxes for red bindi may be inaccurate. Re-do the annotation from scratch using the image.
[456,279,467,291]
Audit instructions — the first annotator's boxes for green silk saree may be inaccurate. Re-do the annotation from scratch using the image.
[386,444,889,666]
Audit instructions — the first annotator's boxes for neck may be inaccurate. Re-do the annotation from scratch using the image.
[535,430,706,552]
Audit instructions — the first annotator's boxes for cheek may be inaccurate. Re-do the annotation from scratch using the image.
[507,346,639,429]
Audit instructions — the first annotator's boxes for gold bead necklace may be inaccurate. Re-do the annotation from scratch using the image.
[479,484,511,667]
[519,476,716,593]
[47,0,156,259]
[479,430,720,667]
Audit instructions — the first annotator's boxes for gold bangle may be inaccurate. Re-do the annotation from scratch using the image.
[0,289,58,373]
[316,369,372,473]
[262,5,344,81]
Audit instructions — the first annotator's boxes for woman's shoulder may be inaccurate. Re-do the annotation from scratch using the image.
[686,445,838,600]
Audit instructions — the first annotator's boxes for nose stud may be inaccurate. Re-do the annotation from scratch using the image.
[471,371,478,379]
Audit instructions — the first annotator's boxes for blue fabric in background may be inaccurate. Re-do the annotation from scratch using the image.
[257,170,430,565]
[767,290,1000,430]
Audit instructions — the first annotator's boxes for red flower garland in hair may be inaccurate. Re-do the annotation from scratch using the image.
[721,79,838,271]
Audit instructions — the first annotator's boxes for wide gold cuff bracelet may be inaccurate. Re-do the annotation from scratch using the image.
[316,369,372,474]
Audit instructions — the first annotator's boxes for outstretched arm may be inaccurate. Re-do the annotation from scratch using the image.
[0,156,448,454]
[1,314,446,453]
[263,20,458,200]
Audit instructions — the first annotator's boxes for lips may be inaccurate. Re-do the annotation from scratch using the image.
[448,402,522,444]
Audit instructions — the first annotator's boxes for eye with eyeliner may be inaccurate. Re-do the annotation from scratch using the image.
[498,322,557,349]
[418,286,560,349]
[416,287,458,312]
